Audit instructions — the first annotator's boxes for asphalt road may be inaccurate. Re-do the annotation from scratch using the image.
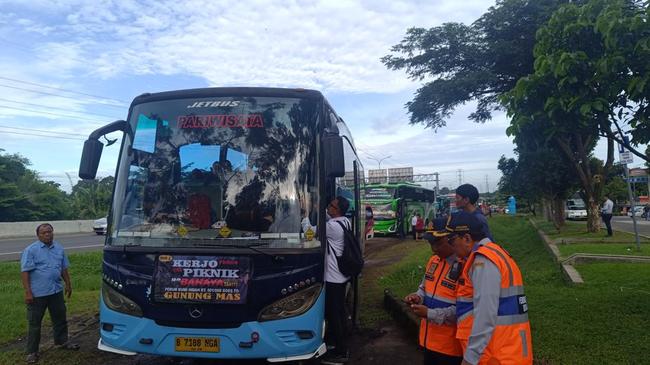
[0,232,105,262]
[611,216,650,237]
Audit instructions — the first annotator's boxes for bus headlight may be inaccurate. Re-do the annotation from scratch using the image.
[102,282,143,317]
[258,284,322,322]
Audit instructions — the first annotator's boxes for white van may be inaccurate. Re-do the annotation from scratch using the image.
[565,199,587,220]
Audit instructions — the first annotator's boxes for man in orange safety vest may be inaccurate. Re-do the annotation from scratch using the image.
[445,211,532,365]
[404,218,463,365]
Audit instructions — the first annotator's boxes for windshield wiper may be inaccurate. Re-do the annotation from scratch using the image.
[190,242,283,262]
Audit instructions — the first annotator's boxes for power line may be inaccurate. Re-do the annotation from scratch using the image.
[0,97,122,119]
[0,124,88,137]
[0,104,109,123]
[0,130,85,141]
[0,75,130,104]
[0,83,127,108]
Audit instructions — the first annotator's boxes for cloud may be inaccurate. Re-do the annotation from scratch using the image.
[3,0,494,93]
[0,0,508,191]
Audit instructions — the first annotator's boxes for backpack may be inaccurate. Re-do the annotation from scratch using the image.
[328,220,364,277]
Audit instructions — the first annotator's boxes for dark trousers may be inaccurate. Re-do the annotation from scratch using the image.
[325,281,348,355]
[602,213,613,236]
[423,349,463,365]
[412,226,417,240]
[26,291,68,353]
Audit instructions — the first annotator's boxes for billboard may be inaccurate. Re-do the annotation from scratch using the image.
[368,169,387,184]
[388,167,413,183]
[341,171,355,186]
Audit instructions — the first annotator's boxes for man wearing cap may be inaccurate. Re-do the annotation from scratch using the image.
[454,184,493,242]
[446,212,532,365]
[404,218,463,365]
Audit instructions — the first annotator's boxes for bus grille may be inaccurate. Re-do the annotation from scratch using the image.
[154,320,242,329]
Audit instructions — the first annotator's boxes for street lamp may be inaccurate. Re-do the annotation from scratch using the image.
[366,154,392,170]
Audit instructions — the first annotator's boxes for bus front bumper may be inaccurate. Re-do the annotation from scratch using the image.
[98,291,327,361]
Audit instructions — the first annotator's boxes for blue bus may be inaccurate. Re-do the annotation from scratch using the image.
[78,87,366,362]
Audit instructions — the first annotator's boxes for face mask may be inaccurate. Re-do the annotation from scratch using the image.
[325,210,332,221]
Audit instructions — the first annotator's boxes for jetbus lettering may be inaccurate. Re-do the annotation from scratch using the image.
[187,100,241,108]
[182,268,240,278]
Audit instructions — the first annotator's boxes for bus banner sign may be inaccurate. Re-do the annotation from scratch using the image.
[154,255,250,304]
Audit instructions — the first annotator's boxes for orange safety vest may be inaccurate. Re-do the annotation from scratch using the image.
[419,255,463,356]
[456,242,532,365]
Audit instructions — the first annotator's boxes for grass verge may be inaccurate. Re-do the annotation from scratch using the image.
[534,219,650,242]
[381,215,650,364]
[558,243,650,257]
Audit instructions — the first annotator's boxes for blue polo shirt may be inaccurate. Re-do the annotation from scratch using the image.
[471,209,494,242]
[20,240,70,298]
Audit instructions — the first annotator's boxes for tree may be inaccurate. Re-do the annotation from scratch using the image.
[497,122,581,230]
[503,0,650,232]
[439,187,450,195]
[0,150,71,221]
[68,176,114,219]
[382,0,569,129]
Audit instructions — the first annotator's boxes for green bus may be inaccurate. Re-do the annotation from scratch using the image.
[362,183,436,237]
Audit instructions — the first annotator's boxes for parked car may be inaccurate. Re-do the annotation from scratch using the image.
[565,199,587,220]
[627,205,645,218]
[93,217,107,235]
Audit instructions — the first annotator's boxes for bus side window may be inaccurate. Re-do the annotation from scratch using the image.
[336,138,359,230]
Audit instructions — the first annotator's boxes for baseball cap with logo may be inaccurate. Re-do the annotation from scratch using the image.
[423,217,450,244]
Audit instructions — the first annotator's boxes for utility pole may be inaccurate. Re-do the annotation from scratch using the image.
[434,172,440,217]
[485,175,490,194]
[457,169,463,186]
[434,172,440,195]
[624,165,641,251]
[618,134,640,251]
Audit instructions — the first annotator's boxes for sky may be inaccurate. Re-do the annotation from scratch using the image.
[0,0,636,194]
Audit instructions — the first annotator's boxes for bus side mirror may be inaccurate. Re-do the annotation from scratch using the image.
[78,120,129,180]
[323,135,345,177]
[79,139,104,179]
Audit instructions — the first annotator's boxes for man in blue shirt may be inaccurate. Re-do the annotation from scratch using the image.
[20,223,79,363]
[454,184,494,242]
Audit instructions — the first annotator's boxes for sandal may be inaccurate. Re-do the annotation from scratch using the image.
[26,353,39,364]
[55,342,80,350]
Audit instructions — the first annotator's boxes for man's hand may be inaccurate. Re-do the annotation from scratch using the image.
[404,293,422,305]
[461,360,472,365]
[65,285,72,299]
[410,304,428,318]
[24,290,34,305]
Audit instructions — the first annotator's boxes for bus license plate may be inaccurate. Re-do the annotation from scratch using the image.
[175,337,220,352]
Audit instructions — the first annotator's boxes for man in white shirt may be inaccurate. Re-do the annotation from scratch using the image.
[601,195,614,236]
[411,212,418,240]
[322,196,351,365]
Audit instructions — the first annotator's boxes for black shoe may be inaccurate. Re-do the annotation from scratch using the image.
[320,351,349,365]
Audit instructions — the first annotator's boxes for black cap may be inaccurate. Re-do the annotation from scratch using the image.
[423,217,450,243]
[446,211,483,234]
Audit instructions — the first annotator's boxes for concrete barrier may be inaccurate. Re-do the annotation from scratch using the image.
[0,220,95,239]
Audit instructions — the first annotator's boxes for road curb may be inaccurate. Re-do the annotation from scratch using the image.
[529,219,584,284]
[383,289,419,339]
[530,218,650,285]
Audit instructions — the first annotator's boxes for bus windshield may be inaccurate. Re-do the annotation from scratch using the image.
[109,96,320,248]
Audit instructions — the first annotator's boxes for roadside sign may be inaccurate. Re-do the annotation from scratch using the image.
[618,136,634,164]
[619,151,634,164]
[627,176,648,183]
